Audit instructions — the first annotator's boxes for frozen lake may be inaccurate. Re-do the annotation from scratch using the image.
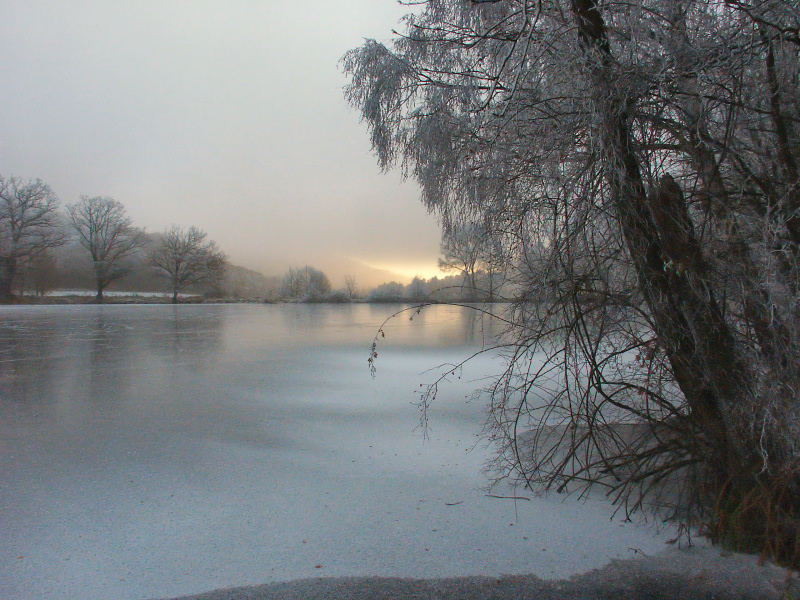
[0,304,671,599]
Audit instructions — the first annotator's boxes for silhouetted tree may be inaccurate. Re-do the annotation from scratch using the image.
[438,224,485,300]
[150,226,226,303]
[440,223,507,301]
[344,275,359,299]
[67,196,142,302]
[406,276,427,301]
[345,0,800,566]
[0,176,64,301]
[280,266,331,301]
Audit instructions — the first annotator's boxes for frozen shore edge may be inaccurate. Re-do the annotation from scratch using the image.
[159,547,798,600]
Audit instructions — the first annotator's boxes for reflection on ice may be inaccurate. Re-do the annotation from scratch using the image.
[0,304,670,600]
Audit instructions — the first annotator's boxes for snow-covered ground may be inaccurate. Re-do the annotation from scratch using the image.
[1,304,679,600]
[163,547,796,600]
[45,289,173,298]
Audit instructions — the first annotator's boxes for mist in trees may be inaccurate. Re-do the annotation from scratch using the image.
[273,267,499,304]
[0,169,285,303]
[1,172,476,304]
[280,266,332,301]
[0,175,64,301]
[344,0,800,566]
[439,223,507,301]
[150,226,226,303]
[368,280,405,302]
[24,250,60,297]
[344,275,359,299]
[438,224,484,301]
[67,196,143,302]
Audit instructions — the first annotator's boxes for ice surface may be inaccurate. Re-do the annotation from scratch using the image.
[0,304,673,600]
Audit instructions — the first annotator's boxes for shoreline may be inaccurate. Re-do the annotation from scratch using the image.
[158,547,797,600]
[0,295,481,306]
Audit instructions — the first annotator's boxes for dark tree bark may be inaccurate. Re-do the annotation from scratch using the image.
[569,0,791,543]
[0,256,15,301]
[68,196,142,304]
[344,0,800,566]
[0,176,64,301]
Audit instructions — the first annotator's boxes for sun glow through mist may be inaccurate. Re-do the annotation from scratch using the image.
[353,259,446,283]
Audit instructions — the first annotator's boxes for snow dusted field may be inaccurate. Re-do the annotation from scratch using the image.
[46,289,173,298]
[0,304,675,600]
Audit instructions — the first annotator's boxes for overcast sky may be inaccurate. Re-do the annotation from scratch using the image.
[0,1,442,286]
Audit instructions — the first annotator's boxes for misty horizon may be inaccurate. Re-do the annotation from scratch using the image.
[0,1,443,288]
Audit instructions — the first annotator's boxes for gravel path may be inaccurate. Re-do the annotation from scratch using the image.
[160,547,798,600]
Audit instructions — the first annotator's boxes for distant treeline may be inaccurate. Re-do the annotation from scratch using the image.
[37,241,276,300]
[277,222,513,303]
[0,173,274,302]
[2,173,509,304]
[276,267,508,304]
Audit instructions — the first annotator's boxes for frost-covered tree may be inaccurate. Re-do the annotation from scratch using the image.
[438,223,485,300]
[368,281,405,302]
[439,223,507,301]
[150,226,226,303]
[0,176,64,301]
[67,196,143,302]
[280,267,303,299]
[344,275,360,299]
[406,276,427,301]
[344,0,800,565]
[280,266,331,301]
[306,267,332,300]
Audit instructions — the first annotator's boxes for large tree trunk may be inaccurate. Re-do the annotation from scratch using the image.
[567,0,800,566]
[759,26,800,247]
[570,0,752,488]
[0,256,17,302]
[172,289,178,304]
[93,260,106,303]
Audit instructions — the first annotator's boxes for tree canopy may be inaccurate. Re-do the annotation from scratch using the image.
[68,196,143,302]
[280,266,332,300]
[149,226,226,303]
[344,0,800,566]
[0,175,64,300]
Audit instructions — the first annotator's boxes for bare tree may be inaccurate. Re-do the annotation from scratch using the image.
[438,224,484,300]
[280,266,331,301]
[344,275,359,299]
[25,250,60,297]
[440,223,508,301]
[368,281,404,302]
[281,267,305,299]
[150,225,226,303]
[306,267,331,300]
[481,234,507,303]
[345,0,800,567]
[67,196,142,302]
[0,175,64,301]
[406,276,427,301]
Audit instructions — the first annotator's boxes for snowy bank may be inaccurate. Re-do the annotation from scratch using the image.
[160,547,798,600]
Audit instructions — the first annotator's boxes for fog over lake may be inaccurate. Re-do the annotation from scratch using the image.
[0,304,671,600]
